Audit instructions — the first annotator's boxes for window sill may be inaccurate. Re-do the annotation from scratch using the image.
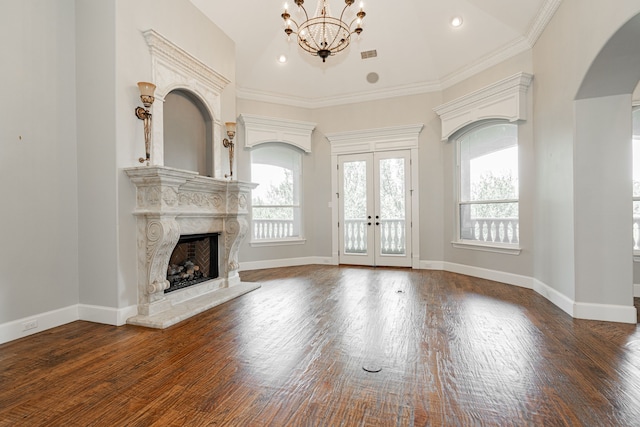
[250,238,307,248]
[451,240,521,255]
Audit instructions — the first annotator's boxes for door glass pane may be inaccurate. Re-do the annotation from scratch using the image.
[343,161,368,254]
[379,158,406,255]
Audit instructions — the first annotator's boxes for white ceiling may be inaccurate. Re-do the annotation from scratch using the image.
[190,0,560,107]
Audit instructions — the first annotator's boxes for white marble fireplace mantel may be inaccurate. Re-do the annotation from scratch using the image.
[124,165,259,328]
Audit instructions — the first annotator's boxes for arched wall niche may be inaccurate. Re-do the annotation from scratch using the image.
[163,88,213,176]
[142,29,230,178]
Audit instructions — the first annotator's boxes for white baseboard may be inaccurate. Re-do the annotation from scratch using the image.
[0,305,79,345]
[532,278,575,317]
[418,260,445,270]
[1,303,140,345]
[420,260,637,324]
[573,301,637,324]
[240,256,335,271]
[78,304,138,326]
[441,261,534,289]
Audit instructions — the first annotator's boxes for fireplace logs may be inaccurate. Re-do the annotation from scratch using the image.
[165,233,219,293]
[167,260,202,284]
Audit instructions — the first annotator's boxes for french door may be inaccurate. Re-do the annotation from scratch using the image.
[338,151,412,267]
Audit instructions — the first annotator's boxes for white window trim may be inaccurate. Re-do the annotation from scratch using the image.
[250,237,307,247]
[451,240,521,255]
[634,192,640,261]
[454,122,521,253]
[249,144,305,244]
[633,105,640,261]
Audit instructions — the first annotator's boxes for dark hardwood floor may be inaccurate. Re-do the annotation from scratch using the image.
[2,265,640,426]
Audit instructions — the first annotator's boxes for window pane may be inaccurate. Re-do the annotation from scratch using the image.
[251,164,294,206]
[343,161,368,254]
[251,144,302,240]
[253,207,293,220]
[460,203,519,244]
[458,122,519,246]
[460,123,518,202]
[379,158,406,255]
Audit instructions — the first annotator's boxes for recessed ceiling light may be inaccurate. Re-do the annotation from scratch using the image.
[451,16,463,28]
[278,55,287,63]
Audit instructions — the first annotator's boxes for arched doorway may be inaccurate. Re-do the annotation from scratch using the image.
[573,12,640,322]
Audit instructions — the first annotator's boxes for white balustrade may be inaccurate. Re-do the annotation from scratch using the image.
[469,218,519,244]
[343,219,405,254]
[253,219,295,240]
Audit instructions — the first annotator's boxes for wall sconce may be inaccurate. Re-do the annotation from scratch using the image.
[135,82,156,165]
[223,122,236,179]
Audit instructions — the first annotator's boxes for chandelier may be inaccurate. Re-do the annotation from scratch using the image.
[281,0,366,62]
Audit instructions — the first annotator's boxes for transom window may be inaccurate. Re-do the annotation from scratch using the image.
[250,143,302,241]
[457,122,519,245]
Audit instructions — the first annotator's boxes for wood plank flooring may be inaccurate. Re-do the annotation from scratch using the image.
[2,265,640,426]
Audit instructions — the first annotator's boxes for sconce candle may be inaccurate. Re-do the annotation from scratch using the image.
[223,122,236,179]
[135,81,156,165]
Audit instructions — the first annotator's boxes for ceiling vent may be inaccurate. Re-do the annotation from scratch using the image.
[361,50,378,60]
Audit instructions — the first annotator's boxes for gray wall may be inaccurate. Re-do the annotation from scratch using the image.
[0,0,79,323]
[532,0,640,305]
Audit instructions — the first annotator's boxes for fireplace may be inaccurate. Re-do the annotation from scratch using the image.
[123,30,259,329]
[124,166,258,328]
[166,233,219,293]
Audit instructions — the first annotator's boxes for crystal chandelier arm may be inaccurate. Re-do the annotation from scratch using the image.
[285,17,302,33]
[298,2,309,22]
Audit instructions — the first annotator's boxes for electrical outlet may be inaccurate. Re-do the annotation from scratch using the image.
[23,319,38,331]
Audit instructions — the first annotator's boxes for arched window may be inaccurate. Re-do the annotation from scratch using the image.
[251,143,303,242]
[457,121,519,245]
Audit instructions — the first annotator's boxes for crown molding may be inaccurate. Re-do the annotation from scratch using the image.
[237,79,442,109]
[236,0,559,108]
[527,0,562,47]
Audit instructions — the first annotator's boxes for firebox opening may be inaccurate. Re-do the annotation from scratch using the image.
[166,233,219,293]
